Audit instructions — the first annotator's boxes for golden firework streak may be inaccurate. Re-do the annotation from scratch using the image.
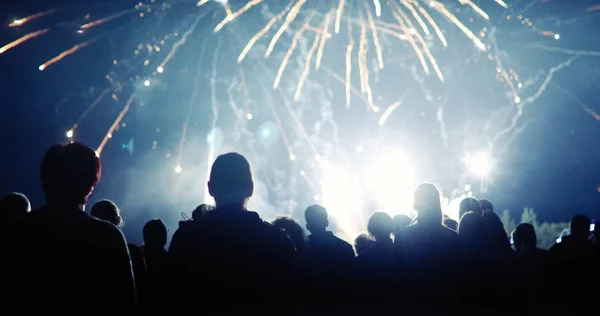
[0,28,50,54]
[265,0,308,58]
[295,24,322,101]
[39,38,97,71]
[273,12,315,89]
[214,0,264,33]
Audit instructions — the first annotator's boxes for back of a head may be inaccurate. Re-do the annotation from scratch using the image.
[354,233,374,256]
[0,192,31,216]
[570,215,591,238]
[443,218,458,231]
[393,214,412,233]
[480,199,494,213]
[90,199,122,227]
[192,204,214,220]
[413,183,442,223]
[513,223,536,250]
[482,211,511,252]
[272,216,307,251]
[459,197,482,220]
[40,143,101,205]
[208,153,253,208]
[368,212,394,241]
[143,219,167,247]
[458,212,484,243]
[305,204,328,232]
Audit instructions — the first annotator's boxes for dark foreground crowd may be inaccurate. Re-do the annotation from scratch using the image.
[1,142,599,315]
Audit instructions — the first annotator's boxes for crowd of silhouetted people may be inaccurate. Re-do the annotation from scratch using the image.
[1,142,599,314]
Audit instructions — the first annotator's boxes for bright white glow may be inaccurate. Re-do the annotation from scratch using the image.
[554,34,560,40]
[289,153,296,161]
[66,129,74,138]
[144,80,151,87]
[464,152,493,177]
[175,165,182,173]
[157,66,164,73]
[365,151,414,217]
[246,113,253,120]
[321,166,363,241]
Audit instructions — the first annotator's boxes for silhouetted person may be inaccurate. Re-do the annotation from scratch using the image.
[0,192,30,219]
[90,199,146,297]
[272,216,308,254]
[394,183,465,303]
[480,199,494,214]
[459,197,482,220]
[168,153,294,312]
[482,211,514,261]
[549,215,596,303]
[10,143,135,313]
[305,204,355,276]
[443,218,458,231]
[512,223,549,301]
[393,214,411,237]
[354,233,374,256]
[355,212,394,293]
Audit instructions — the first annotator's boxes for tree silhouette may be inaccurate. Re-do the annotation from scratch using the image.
[501,208,569,249]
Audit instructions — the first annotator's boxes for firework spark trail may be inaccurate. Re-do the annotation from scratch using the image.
[176,36,210,167]
[412,0,447,47]
[238,2,293,63]
[315,11,332,70]
[295,27,322,101]
[493,57,578,152]
[214,0,264,33]
[365,3,384,69]
[488,28,520,103]
[9,9,59,27]
[345,22,354,107]
[277,89,320,158]
[325,68,379,111]
[388,5,430,76]
[204,36,223,202]
[428,1,487,51]
[400,0,430,36]
[373,0,382,17]
[494,0,508,9]
[273,13,315,89]
[553,83,600,123]
[96,93,136,155]
[358,20,374,106]
[335,0,346,34]
[530,45,600,57]
[39,37,97,71]
[196,0,210,8]
[80,10,134,29]
[391,1,444,81]
[0,28,50,54]
[378,99,403,126]
[457,0,489,20]
[265,0,308,58]
[73,87,113,129]
[158,12,206,71]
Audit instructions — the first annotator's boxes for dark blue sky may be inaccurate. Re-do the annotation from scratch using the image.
[1,0,599,241]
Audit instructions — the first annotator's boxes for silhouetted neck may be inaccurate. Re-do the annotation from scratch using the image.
[44,199,85,213]
[309,230,330,236]
[215,204,246,212]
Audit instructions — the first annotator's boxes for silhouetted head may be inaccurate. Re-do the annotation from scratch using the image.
[0,193,31,216]
[208,153,254,209]
[480,199,494,214]
[368,212,393,241]
[570,215,591,240]
[443,218,458,231]
[143,219,167,248]
[305,204,329,233]
[354,233,374,256]
[393,214,412,234]
[192,204,213,220]
[40,143,101,206]
[90,199,122,227]
[458,211,485,245]
[512,223,537,252]
[272,216,307,252]
[413,183,442,224]
[459,197,482,220]
[482,211,512,254]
